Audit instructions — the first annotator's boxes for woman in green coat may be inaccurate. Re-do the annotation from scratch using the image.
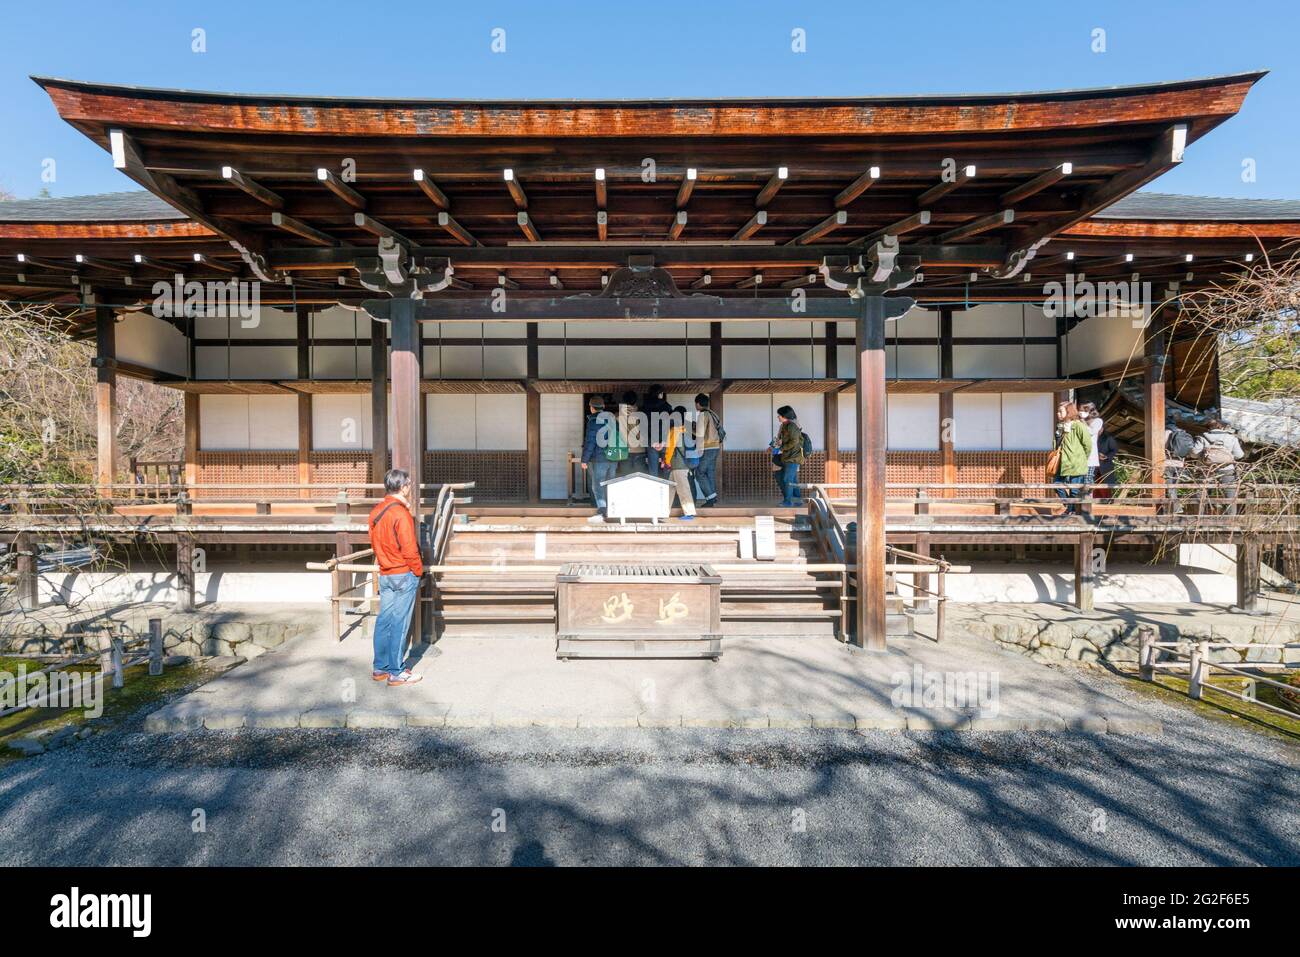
[1054,401,1092,513]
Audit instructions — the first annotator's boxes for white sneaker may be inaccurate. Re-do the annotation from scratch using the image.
[587,513,605,524]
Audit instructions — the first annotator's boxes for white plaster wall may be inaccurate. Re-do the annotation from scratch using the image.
[199,395,297,451]
[953,394,1002,450]
[312,394,373,450]
[193,305,295,341]
[195,345,297,380]
[1065,310,1145,375]
[1001,393,1053,450]
[887,395,940,451]
[115,311,188,376]
[425,394,527,450]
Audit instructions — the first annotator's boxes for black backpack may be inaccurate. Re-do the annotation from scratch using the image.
[1166,427,1196,460]
[800,430,813,456]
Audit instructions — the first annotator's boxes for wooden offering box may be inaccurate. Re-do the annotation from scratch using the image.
[556,562,723,659]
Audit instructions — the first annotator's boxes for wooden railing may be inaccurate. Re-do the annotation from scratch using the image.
[1139,629,1300,722]
[306,481,475,641]
[809,481,1300,525]
[806,484,965,642]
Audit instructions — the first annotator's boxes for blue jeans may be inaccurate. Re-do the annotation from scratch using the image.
[779,462,801,506]
[589,460,617,511]
[374,572,420,676]
[1055,473,1086,513]
[695,447,719,501]
[646,445,662,475]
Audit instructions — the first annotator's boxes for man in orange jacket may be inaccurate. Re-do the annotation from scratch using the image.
[367,468,424,686]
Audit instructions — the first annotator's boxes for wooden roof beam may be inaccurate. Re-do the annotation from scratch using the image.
[192,252,238,274]
[504,168,528,209]
[412,169,450,210]
[595,168,607,241]
[834,166,880,208]
[917,164,976,206]
[271,211,336,246]
[496,272,519,290]
[853,210,931,246]
[516,211,541,242]
[732,209,767,241]
[691,273,713,289]
[735,273,763,289]
[999,162,1072,207]
[221,166,284,209]
[668,210,688,241]
[790,210,848,246]
[437,211,478,247]
[316,168,366,210]
[936,208,1014,244]
[754,166,788,209]
[73,254,131,275]
[14,253,75,272]
[675,167,698,209]
[354,212,416,248]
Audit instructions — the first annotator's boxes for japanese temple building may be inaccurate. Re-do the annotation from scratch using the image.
[3,71,1300,649]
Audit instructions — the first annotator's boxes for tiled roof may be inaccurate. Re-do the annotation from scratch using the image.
[0,191,184,222]
[1097,192,1300,222]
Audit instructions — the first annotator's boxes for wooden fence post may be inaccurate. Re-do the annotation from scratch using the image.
[1235,535,1261,614]
[1188,640,1207,700]
[1074,532,1095,612]
[109,636,124,689]
[1138,626,1155,681]
[148,618,164,676]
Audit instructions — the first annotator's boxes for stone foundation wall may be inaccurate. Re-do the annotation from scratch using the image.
[950,603,1300,667]
[0,604,330,661]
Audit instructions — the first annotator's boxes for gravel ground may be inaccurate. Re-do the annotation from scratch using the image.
[0,668,1295,866]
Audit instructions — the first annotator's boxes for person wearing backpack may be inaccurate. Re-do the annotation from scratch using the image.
[1053,401,1092,514]
[617,390,648,477]
[771,405,807,507]
[643,385,673,475]
[663,406,698,521]
[693,393,724,507]
[1163,418,1201,514]
[367,469,425,686]
[1199,417,1245,515]
[581,396,618,523]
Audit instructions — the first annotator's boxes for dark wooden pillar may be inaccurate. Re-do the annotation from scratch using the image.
[526,323,541,501]
[855,296,890,650]
[296,394,311,499]
[1145,312,1168,489]
[94,306,117,492]
[526,391,541,501]
[389,299,422,501]
[183,392,199,487]
[370,319,388,484]
[824,389,840,485]
[709,321,725,495]
[1074,532,1095,612]
[938,391,956,498]
[1236,535,1261,614]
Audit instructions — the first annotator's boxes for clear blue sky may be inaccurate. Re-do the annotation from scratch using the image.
[1,0,1296,200]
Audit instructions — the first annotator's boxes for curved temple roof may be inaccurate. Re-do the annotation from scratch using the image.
[2,71,1295,308]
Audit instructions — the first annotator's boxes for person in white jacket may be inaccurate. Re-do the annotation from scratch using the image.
[1080,402,1104,486]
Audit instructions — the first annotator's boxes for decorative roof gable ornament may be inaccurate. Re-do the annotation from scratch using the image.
[595,264,686,299]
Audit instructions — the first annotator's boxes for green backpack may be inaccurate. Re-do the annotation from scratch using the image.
[604,423,628,462]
